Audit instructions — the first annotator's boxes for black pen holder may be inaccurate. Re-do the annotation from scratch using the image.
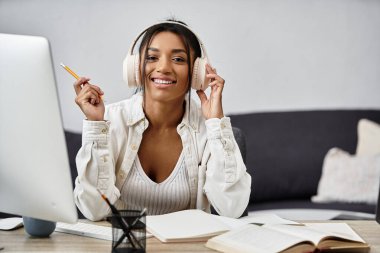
[108,210,146,253]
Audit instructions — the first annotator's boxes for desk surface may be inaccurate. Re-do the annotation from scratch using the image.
[1,220,380,252]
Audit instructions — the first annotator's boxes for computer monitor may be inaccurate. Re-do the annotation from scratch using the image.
[0,33,78,223]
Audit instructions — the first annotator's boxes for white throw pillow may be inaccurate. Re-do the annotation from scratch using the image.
[312,147,380,204]
[356,119,380,156]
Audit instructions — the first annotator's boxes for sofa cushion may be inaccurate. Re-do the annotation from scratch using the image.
[229,110,380,203]
[356,119,380,156]
[312,147,380,204]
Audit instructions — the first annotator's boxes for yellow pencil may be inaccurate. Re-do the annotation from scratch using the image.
[60,62,104,101]
[60,63,80,80]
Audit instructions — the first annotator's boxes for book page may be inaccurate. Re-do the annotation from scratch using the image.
[206,224,314,253]
[303,223,365,243]
[214,213,299,230]
[265,223,365,246]
[264,224,331,245]
[239,214,300,225]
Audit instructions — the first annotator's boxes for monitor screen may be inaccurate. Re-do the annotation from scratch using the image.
[0,33,78,223]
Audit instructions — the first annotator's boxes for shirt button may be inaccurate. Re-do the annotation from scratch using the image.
[101,128,107,134]
[131,144,137,151]
[119,172,125,179]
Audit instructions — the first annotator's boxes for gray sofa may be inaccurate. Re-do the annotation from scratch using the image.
[228,109,380,217]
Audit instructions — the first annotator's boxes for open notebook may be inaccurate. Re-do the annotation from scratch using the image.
[146,209,298,243]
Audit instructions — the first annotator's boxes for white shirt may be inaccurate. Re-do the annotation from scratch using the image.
[121,152,190,215]
[74,93,251,221]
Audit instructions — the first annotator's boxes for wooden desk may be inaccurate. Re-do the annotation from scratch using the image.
[1,220,380,252]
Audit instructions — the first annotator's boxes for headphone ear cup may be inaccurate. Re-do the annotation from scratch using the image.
[191,57,210,91]
[123,53,141,87]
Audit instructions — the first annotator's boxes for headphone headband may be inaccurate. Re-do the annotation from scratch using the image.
[127,21,209,63]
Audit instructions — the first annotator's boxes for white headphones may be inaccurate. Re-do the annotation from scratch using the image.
[123,21,211,91]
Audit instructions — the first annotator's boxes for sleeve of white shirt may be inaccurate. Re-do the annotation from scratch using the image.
[203,117,252,218]
[73,120,120,221]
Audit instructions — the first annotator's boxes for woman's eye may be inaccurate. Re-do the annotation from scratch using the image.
[146,55,158,61]
[173,57,186,63]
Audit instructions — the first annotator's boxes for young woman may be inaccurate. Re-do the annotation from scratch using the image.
[73,20,251,221]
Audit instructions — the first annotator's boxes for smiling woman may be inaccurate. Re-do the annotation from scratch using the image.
[143,32,191,103]
[72,19,251,220]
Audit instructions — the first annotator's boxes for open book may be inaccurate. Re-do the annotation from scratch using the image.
[146,209,298,243]
[206,222,369,253]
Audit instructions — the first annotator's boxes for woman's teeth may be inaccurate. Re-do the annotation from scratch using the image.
[153,79,176,84]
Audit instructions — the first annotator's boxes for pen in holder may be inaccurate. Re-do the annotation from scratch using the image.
[97,189,147,253]
[108,210,147,253]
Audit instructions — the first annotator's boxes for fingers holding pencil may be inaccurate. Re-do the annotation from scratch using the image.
[76,83,103,105]
[73,77,91,94]
[61,63,105,121]
[73,77,103,98]
[74,79,105,121]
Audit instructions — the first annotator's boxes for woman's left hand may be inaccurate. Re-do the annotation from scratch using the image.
[196,64,225,119]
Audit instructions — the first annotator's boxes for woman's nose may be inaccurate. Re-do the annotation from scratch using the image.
[156,57,171,73]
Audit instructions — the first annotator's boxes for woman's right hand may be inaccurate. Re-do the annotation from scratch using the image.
[74,77,105,121]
